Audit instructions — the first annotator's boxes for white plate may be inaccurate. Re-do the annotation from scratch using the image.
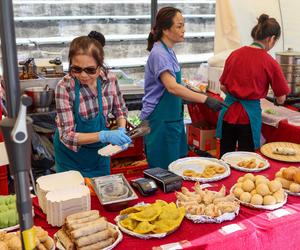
[115,214,178,239]
[55,222,122,250]
[284,189,300,196]
[230,185,287,210]
[221,152,270,172]
[0,224,19,232]
[168,157,231,183]
[176,200,240,223]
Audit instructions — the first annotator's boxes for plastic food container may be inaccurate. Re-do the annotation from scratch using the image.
[91,174,138,211]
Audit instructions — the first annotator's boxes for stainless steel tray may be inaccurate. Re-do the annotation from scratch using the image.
[91,174,138,209]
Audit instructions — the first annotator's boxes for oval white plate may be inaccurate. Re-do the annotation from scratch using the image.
[0,224,19,232]
[230,185,287,210]
[55,222,122,250]
[284,189,300,196]
[168,157,231,183]
[222,152,270,172]
[176,200,240,223]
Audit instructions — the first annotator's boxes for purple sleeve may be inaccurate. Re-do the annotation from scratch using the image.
[150,50,176,80]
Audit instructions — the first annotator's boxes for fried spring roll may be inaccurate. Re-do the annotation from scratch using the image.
[78,237,115,250]
[70,219,108,239]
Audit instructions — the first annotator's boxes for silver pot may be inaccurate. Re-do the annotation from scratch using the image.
[276,48,300,65]
[24,86,54,112]
[276,48,300,96]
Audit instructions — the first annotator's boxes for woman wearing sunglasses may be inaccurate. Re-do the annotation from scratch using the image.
[141,7,225,169]
[54,31,131,178]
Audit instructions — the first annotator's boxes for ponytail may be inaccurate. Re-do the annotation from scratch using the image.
[147,32,155,51]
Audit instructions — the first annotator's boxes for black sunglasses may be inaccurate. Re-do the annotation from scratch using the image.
[70,65,99,75]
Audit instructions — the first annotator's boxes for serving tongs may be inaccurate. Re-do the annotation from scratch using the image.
[98,120,151,156]
[126,120,151,139]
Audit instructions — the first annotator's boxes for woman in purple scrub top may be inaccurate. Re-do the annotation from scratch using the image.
[141,7,225,169]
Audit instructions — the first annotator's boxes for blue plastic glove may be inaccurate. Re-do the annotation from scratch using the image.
[99,129,132,146]
[118,127,130,150]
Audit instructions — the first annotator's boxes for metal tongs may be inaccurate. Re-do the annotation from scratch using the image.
[98,120,151,156]
[126,120,151,139]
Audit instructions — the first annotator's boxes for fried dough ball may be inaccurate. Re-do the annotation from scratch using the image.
[289,183,300,193]
[275,177,291,190]
[250,189,257,196]
[237,177,244,183]
[273,190,285,203]
[263,195,276,205]
[268,180,282,193]
[236,182,243,189]
[233,187,244,198]
[242,179,255,192]
[256,183,271,196]
[240,192,252,203]
[255,175,268,186]
[282,167,298,181]
[244,173,255,182]
[250,194,263,205]
[275,171,283,178]
[293,172,300,184]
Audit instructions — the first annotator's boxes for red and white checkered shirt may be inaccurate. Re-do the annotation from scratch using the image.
[55,71,128,152]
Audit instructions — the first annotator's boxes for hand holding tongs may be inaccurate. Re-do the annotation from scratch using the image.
[126,120,151,139]
[183,82,229,109]
[98,120,151,156]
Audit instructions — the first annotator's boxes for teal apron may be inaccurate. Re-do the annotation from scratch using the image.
[216,93,261,149]
[54,78,110,177]
[144,41,188,169]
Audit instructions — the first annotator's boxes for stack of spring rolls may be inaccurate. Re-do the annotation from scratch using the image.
[56,210,119,250]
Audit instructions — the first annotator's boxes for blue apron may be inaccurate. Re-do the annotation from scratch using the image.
[54,78,110,177]
[144,41,188,169]
[216,93,261,149]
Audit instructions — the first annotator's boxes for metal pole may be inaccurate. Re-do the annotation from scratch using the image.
[0,0,20,118]
[151,0,158,28]
[0,1,35,249]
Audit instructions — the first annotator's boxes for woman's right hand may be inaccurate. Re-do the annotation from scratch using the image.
[204,96,227,112]
[99,129,132,146]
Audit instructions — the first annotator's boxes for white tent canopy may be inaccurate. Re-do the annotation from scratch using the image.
[214,0,300,56]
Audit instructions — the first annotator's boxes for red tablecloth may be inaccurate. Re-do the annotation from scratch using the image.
[262,120,300,144]
[33,158,300,250]
[187,96,300,144]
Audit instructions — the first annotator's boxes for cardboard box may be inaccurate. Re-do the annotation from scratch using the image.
[186,122,216,151]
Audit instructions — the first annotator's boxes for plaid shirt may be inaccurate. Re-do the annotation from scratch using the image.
[55,71,128,152]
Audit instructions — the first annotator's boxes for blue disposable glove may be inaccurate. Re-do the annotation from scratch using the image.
[118,127,130,150]
[99,129,132,146]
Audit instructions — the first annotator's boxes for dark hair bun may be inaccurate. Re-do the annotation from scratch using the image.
[88,31,106,47]
[258,14,269,24]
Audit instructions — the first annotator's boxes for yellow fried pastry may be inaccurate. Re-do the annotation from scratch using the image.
[120,217,139,231]
[154,200,168,207]
[133,221,156,234]
[129,204,162,222]
[158,203,180,221]
[120,205,147,215]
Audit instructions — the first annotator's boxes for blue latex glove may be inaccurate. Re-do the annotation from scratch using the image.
[99,129,132,146]
[118,127,130,150]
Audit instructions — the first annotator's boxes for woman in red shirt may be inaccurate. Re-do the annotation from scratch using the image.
[216,14,290,156]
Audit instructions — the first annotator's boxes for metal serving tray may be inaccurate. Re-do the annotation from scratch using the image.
[91,174,138,210]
